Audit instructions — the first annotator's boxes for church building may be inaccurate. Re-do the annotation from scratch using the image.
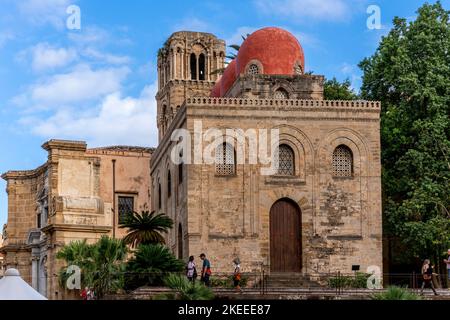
[151,27,383,276]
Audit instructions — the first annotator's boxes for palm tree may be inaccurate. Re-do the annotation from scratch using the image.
[210,35,249,76]
[119,210,173,247]
[124,243,184,290]
[57,236,128,299]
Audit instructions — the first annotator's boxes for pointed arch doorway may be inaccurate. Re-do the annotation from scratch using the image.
[269,198,302,272]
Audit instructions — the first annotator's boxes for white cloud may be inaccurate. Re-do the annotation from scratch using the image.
[339,63,362,92]
[18,0,73,30]
[82,48,131,65]
[12,64,130,109]
[0,31,14,48]
[173,17,210,32]
[30,43,78,71]
[68,26,110,45]
[31,83,158,147]
[254,0,356,21]
[225,26,258,47]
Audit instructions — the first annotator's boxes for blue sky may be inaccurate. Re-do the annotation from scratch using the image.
[0,0,441,228]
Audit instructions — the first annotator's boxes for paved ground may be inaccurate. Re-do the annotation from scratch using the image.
[127,286,450,300]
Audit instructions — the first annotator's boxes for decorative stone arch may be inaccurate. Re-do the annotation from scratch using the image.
[259,192,313,270]
[316,128,372,239]
[317,128,371,178]
[272,81,295,99]
[271,124,314,181]
[244,59,264,75]
[205,127,246,169]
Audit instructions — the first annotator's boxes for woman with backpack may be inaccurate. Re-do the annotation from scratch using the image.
[186,256,197,283]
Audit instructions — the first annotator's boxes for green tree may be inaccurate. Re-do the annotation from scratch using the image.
[119,211,173,247]
[323,77,358,100]
[359,2,450,271]
[57,236,128,299]
[124,244,184,290]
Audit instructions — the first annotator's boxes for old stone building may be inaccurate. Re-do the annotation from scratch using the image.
[151,27,383,276]
[1,140,152,299]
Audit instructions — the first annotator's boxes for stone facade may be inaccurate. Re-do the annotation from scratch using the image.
[1,140,152,299]
[151,30,383,276]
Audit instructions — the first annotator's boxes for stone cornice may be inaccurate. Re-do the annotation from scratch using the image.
[42,139,87,152]
[157,80,216,99]
[87,146,154,156]
[1,162,48,181]
[41,224,112,234]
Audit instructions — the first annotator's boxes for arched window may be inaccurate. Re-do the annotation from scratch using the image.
[158,181,162,209]
[190,53,197,80]
[167,170,172,198]
[294,64,303,75]
[161,104,167,132]
[215,142,236,176]
[199,53,206,80]
[275,144,295,175]
[274,88,289,99]
[332,145,353,177]
[247,64,259,75]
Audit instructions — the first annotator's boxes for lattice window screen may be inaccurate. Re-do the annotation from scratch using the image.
[118,196,134,223]
[294,64,303,75]
[215,143,236,175]
[274,89,288,99]
[332,145,353,177]
[247,64,259,75]
[275,144,295,175]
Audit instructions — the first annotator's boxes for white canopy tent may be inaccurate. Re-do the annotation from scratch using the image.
[0,268,47,300]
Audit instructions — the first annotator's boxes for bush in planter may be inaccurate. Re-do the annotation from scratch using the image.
[327,273,371,288]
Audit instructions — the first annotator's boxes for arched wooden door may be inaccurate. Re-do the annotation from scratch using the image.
[270,199,302,272]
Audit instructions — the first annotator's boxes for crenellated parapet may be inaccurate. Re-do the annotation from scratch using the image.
[185,97,381,111]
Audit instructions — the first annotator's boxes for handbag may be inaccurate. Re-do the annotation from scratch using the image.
[193,267,198,279]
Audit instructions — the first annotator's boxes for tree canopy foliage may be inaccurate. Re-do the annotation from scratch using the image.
[323,77,358,100]
[359,2,450,269]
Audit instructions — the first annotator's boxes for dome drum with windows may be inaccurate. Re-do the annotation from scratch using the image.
[211,27,305,97]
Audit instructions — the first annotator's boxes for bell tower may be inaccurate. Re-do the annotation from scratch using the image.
[156,31,226,141]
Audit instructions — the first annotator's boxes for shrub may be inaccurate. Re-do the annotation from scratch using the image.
[124,244,184,290]
[371,286,422,300]
[154,274,214,300]
[327,273,371,288]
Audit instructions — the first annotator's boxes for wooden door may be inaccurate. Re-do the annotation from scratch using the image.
[270,199,302,272]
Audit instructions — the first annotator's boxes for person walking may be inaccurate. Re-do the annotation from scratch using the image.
[443,249,450,285]
[233,257,243,292]
[186,256,197,283]
[420,259,438,296]
[199,253,211,287]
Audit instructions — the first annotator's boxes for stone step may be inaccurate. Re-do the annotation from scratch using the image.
[263,273,322,288]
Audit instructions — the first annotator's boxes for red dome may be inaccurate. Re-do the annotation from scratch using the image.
[236,27,305,76]
[220,59,237,96]
[210,78,221,97]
